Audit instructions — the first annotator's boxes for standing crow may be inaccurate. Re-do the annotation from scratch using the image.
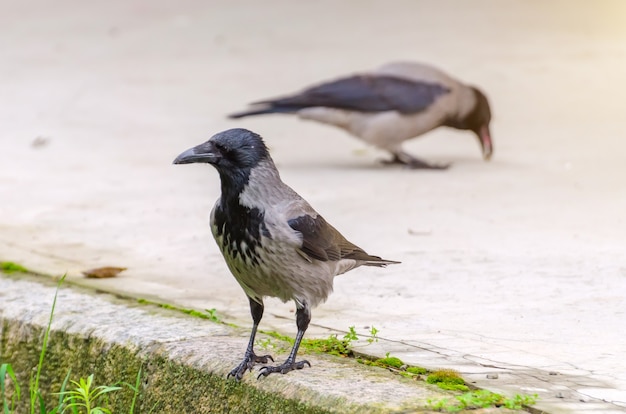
[229,61,493,169]
[173,128,399,379]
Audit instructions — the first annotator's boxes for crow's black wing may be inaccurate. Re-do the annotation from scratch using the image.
[288,214,382,263]
[259,75,450,114]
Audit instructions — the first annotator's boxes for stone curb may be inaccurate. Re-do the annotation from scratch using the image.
[1,274,524,414]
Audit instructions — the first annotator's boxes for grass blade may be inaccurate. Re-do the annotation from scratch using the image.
[37,391,46,414]
[54,369,72,413]
[30,274,66,414]
[126,367,142,414]
[1,363,21,414]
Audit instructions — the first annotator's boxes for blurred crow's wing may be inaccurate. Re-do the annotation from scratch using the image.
[258,75,450,114]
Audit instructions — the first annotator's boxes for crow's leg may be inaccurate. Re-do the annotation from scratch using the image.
[381,151,449,170]
[228,297,274,380]
[258,304,311,378]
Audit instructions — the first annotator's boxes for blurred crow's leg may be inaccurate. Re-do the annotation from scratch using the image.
[228,297,274,380]
[258,304,311,378]
[382,151,449,170]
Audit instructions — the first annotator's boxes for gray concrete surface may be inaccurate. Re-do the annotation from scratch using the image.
[1,1,625,412]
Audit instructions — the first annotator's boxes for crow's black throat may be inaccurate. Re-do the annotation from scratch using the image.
[214,170,272,265]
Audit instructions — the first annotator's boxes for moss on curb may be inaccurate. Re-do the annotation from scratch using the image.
[0,261,29,274]
[426,369,469,392]
[0,320,378,413]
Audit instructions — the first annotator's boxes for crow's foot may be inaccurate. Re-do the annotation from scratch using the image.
[228,352,274,381]
[257,360,311,378]
[381,154,449,170]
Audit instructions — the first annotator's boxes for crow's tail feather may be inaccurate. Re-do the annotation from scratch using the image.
[228,105,299,119]
[363,258,401,267]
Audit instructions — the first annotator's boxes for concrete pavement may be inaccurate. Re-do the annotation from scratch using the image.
[1,1,626,412]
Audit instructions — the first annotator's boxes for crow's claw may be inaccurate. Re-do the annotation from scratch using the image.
[227,353,274,381]
[381,155,449,170]
[257,360,311,379]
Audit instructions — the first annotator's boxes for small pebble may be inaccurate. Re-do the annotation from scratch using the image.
[32,136,50,148]
[556,392,565,399]
[486,373,499,379]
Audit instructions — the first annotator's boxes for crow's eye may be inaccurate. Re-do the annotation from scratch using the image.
[214,142,227,152]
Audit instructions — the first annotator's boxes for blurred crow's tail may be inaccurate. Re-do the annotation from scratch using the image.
[228,105,298,119]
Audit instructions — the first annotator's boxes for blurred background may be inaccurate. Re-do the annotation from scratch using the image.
[1,0,626,409]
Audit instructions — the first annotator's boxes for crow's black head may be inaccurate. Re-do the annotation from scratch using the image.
[465,87,493,161]
[445,87,493,161]
[174,128,272,199]
[174,128,270,171]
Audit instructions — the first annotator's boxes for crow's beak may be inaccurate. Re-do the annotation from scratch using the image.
[478,125,493,161]
[173,142,220,165]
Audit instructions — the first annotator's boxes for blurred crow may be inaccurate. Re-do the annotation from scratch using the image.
[229,61,493,169]
[174,128,399,379]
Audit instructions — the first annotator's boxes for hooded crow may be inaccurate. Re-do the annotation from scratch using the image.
[229,61,493,169]
[173,128,399,379]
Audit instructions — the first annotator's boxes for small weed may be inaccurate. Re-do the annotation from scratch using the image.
[56,374,121,414]
[501,393,539,409]
[0,262,29,274]
[367,326,379,344]
[343,326,359,342]
[427,390,538,412]
[342,325,380,344]
[204,308,221,323]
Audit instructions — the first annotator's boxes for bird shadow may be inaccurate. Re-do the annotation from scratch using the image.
[275,156,492,172]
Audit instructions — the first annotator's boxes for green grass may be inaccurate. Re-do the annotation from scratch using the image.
[406,366,428,375]
[0,262,29,274]
[374,355,404,369]
[302,335,353,357]
[28,274,64,413]
[259,326,377,358]
[0,364,20,413]
[427,389,538,412]
[136,299,223,323]
[0,275,142,414]
[260,330,432,382]
[134,300,386,361]
[356,352,428,380]
[259,330,353,357]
